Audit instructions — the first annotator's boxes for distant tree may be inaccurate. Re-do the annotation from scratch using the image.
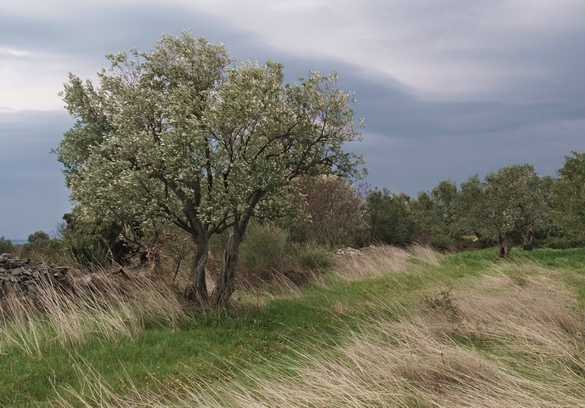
[365,189,417,246]
[411,180,462,250]
[21,230,67,260]
[293,176,367,246]
[0,236,14,254]
[411,191,434,238]
[55,32,362,307]
[431,180,458,228]
[456,164,548,257]
[555,151,585,242]
[27,230,51,248]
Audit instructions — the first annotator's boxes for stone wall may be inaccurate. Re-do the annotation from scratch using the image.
[0,253,76,301]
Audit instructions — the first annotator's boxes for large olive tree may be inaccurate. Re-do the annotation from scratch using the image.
[55,33,362,307]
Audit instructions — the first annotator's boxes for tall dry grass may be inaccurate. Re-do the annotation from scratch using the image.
[233,245,439,306]
[54,251,585,407]
[0,273,186,357]
[333,244,444,280]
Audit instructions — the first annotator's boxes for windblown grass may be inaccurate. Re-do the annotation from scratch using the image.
[53,247,585,407]
[333,244,443,280]
[0,273,186,358]
[0,246,582,406]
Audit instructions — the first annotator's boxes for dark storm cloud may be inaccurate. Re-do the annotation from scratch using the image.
[360,121,583,197]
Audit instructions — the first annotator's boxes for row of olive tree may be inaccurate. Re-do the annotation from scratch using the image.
[261,152,585,257]
[364,154,585,257]
[364,166,546,256]
[55,33,363,307]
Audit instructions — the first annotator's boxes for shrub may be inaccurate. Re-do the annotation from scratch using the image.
[294,242,333,270]
[65,235,110,268]
[240,223,289,279]
[15,232,72,264]
[422,289,460,322]
[0,237,14,254]
[292,176,368,247]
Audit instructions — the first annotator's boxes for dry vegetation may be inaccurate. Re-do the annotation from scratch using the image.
[47,247,585,407]
[333,244,444,280]
[0,273,186,357]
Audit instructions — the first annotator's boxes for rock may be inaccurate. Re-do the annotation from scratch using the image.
[0,256,82,301]
[336,247,362,256]
[0,253,14,261]
[11,267,26,276]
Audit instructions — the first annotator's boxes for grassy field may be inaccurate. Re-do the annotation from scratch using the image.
[1,246,584,407]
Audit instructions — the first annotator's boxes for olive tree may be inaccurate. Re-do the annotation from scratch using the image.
[55,33,362,307]
[411,180,461,249]
[457,164,547,257]
[555,151,585,242]
[0,237,14,254]
[27,230,51,248]
[431,180,458,228]
[365,189,417,246]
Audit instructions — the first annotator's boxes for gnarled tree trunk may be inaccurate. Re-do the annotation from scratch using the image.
[183,235,210,305]
[497,234,513,258]
[211,228,242,307]
[211,191,262,308]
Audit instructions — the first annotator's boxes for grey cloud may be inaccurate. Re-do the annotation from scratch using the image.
[0,111,72,240]
[360,119,584,196]
[2,1,585,238]
[0,3,259,61]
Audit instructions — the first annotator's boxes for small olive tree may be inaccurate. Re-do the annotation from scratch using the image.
[0,237,14,254]
[411,180,461,249]
[55,33,362,307]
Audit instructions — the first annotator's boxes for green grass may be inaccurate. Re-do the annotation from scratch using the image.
[0,304,335,405]
[1,246,585,406]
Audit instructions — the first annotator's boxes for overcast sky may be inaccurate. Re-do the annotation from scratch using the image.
[1,0,584,240]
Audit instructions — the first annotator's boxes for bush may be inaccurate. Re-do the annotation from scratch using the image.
[239,223,289,279]
[539,235,585,250]
[27,231,51,248]
[237,225,334,288]
[15,232,72,264]
[422,289,460,322]
[0,237,14,254]
[212,223,334,289]
[65,235,110,268]
[282,176,368,247]
[294,243,333,270]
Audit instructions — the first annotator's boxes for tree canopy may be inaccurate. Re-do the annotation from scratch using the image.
[555,151,585,241]
[456,164,548,257]
[55,32,363,306]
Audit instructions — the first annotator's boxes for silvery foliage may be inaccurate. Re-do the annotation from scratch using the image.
[457,164,547,241]
[55,33,363,236]
[556,151,585,233]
